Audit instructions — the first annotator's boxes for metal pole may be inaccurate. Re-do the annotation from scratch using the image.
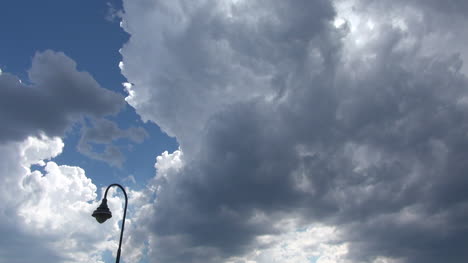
[104,184,128,263]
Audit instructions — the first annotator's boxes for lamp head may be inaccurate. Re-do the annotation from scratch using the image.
[92,198,112,224]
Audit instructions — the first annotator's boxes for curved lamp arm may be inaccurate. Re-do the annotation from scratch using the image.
[102,184,128,263]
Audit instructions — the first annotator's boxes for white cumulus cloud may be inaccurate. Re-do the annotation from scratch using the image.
[0,134,125,263]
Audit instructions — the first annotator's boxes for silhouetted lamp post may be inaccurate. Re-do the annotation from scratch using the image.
[92,184,128,263]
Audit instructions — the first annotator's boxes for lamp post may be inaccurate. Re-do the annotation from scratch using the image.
[92,184,128,263]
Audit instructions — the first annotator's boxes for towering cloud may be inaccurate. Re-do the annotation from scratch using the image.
[120,0,468,262]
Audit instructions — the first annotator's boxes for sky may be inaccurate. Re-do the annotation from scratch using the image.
[1,0,468,263]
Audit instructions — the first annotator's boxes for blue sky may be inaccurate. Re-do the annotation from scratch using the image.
[1,0,177,189]
[2,0,468,263]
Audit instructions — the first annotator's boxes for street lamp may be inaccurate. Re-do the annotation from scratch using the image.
[92,184,128,263]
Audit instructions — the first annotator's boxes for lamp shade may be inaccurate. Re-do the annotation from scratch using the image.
[92,198,112,224]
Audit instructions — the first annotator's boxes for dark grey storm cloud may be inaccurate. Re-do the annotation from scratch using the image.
[0,50,124,143]
[120,0,468,262]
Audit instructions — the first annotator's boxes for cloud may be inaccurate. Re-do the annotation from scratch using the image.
[0,136,125,263]
[121,149,184,263]
[233,222,349,263]
[105,2,124,23]
[120,0,335,149]
[78,118,148,167]
[0,50,125,143]
[120,0,468,262]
